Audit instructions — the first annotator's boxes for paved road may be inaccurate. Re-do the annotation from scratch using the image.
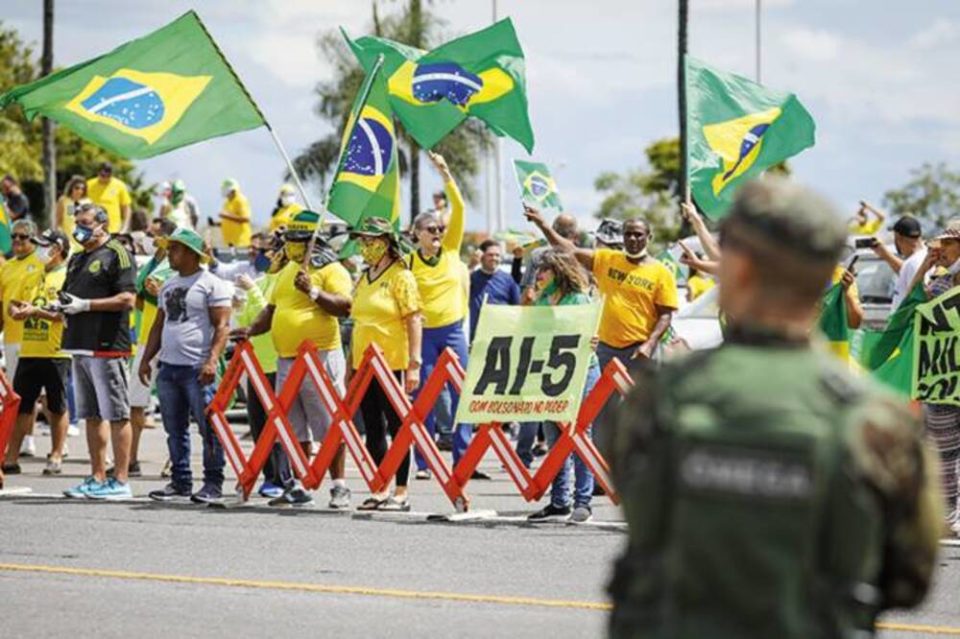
[1,422,957,637]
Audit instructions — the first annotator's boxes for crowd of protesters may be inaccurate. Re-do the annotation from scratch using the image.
[10,159,960,536]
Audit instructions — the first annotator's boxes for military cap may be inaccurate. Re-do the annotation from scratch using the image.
[722,177,846,262]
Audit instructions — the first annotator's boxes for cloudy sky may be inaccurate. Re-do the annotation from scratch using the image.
[6,0,960,232]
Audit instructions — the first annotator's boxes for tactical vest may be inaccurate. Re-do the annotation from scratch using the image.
[609,344,886,639]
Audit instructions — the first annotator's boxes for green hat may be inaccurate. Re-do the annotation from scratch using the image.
[158,227,209,263]
[722,177,846,262]
[171,179,186,194]
[285,210,320,240]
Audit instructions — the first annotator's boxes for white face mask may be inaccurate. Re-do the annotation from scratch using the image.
[624,248,648,260]
[37,248,55,265]
[222,187,233,199]
[280,194,295,207]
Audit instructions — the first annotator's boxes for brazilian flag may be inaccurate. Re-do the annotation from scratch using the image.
[343,18,534,152]
[857,283,927,397]
[513,160,562,212]
[0,197,9,254]
[686,56,815,219]
[818,283,850,360]
[326,57,401,230]
[0,11,265,159]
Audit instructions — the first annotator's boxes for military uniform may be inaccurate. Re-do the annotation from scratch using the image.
[605,181,941,639]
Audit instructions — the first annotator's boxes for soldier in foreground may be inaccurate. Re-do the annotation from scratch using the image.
[605,178,942,638]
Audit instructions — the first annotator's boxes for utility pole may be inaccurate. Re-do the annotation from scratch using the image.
[492,0,504,233]
[678,0,689,204]
[41,0,56,227]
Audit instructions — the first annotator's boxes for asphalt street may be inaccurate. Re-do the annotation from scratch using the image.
[0,420,958,638]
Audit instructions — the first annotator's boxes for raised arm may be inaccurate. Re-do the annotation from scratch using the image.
[429,152,464,253]
[680,201,721,261]
[523,205,595,271]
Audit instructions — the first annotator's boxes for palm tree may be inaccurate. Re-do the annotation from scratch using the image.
[292,1,491,224]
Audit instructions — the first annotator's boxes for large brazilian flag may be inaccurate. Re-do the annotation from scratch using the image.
[0,11,265,159]
[686,56,815,219]
[326,57,401,229]
[343,19,534,152]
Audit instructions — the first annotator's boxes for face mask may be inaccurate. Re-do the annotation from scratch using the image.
[360,240,388,266]
[73,224,96,245]
[284,242,306,263]
[280,194,295,207]
[37,249,54,266]
[624,248,648,260]
[253,250,271,273]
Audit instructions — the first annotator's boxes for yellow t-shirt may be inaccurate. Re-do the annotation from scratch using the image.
[21,266,68,359]
[269,203,304,233]
[849,219,882,235]
[221,192,252,248]
[0,252,45,345]
[687,274,716,301]
[86,177,131,233]
[831,265,860,300]
[352,261,421,371]
[269,260,352,357]
[592,249,679,348]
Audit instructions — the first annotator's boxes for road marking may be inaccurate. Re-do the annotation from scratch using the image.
[0,562,958,635]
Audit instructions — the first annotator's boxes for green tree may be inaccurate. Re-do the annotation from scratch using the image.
[0,22,154,225]
[883,162,960,229]
[294,1,491,224]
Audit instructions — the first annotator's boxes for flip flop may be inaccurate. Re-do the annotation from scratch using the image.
[376,496,411,512]
[357,496,388,511]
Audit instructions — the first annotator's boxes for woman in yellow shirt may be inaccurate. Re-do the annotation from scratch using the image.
[407,152,477,478]
[54,175,89,241]
[351,217,422,511]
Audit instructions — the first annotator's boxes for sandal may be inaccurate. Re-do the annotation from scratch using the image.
[376,495,411,512]
[357,496,388,511]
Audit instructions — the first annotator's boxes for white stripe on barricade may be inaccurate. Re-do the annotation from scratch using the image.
[242,350,274,411]
[273,415,308,478]
[210,413,243,477]
[489,430,529,491]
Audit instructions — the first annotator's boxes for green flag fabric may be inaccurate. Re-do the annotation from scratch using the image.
[0,198,10,254]
[513,160,562,211]
[818,283,850,359]
[0,11,265,159]
[325,58,401,230]
[855,283,927,397]
[656,249,685,283]
[344,18,534,152]
[686,56,815,219]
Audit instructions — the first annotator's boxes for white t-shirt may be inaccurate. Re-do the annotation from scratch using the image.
[892,247,927,309]
[158,269,232,367]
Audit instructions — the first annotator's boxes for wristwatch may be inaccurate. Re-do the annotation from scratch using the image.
[409,357,422,369]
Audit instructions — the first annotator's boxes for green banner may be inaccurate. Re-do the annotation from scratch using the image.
[456,303,601,424]
[912,286,960,404]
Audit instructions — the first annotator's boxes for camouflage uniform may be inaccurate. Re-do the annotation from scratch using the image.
[605,180,942,639]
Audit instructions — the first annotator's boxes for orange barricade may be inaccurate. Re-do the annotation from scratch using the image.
[0,370,23,466]
[206,341,630,510]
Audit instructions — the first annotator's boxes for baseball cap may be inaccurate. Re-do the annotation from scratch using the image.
[889,215,922,239]
[98,161,113,174]
[157,227,209,262]
[34,229,70,257]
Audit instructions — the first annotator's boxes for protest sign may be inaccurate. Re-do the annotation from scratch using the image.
[912,286,960,404]
[456,302,601,424]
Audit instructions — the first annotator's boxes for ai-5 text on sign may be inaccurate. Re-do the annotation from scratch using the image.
[457,303,601,424]
[913,286,960,404]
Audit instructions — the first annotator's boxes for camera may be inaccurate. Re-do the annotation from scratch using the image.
[854,237,879,249]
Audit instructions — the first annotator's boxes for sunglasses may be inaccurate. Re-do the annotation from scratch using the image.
[11,233,32,241]
[422,225,446,235]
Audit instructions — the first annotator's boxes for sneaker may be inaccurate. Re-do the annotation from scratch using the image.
[471,470,492,480]
[268,486,314,508]
[569,505,593,523]
[148,483,192,502]
[258,481,284,499]
[527,503,571,521]
[43,458,62,476]
[67,424,80,437]
[415,469,432,480]
[20,436,36,458]
[64,477,101,499]
[190,483,223,505]
[86,478,133,501]
[436,437,453,451]
[1,463,21,475]
[160,459,172,479]
[329,485,352,509]
[532,442,548,458]
[127,461,142,478]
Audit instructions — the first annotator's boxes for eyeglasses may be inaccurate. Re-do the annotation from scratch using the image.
[11,233,31,241]
[422,225,446,235]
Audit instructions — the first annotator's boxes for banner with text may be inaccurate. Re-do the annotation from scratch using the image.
[913,286,960,404]
[456,302,601,423]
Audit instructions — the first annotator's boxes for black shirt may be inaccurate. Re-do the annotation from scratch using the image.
[4,191,30,221]
[62,239,136,356]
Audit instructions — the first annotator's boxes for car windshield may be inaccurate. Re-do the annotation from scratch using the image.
[855,254,895,303]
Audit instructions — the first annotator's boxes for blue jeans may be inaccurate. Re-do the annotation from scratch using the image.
[157,362,224,489]
[545,363,601,509]
[516,421,540,469]
[416,321,472,469]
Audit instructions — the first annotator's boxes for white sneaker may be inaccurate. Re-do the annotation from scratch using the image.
[67,424,80,437]
[20,435,36,458]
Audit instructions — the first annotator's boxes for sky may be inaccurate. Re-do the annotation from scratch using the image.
[5,0,960,233]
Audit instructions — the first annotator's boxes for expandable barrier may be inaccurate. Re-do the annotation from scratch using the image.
[207,341,633,509]
[0,370,24,467]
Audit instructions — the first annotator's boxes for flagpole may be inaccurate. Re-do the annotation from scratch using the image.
[678,0,691,213]
[191,11,315,210]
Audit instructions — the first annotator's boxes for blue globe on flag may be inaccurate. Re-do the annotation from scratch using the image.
[80,76,165,130]
[344,116,393,177]
[412,62,483,107]
[722,123,770,181]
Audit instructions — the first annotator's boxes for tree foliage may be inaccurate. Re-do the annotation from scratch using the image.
[295,1,491,223]
[883,162,960,230]
[0,22,153,224]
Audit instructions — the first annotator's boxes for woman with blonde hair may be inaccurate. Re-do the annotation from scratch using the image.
[55,175,89,237]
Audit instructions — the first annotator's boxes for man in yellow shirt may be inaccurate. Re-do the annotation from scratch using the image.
[269,184,304,233]
[218,179,252,248]
[245,211,353,508]
[3,230,71,475]
[86,162,131,234]
[526,208,678,371]
[848,200,886,236]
